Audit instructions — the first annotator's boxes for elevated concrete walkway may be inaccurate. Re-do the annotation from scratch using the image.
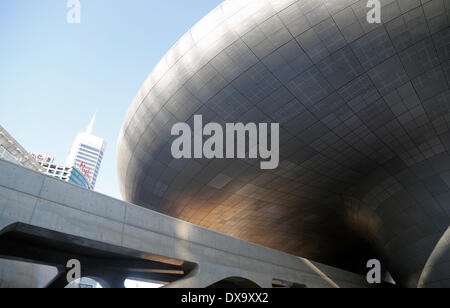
[0,159,369,288]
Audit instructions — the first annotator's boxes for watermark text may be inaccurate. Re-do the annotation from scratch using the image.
[171,115,280,170]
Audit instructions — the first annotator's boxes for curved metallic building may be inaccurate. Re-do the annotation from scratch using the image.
[118,0,450,287]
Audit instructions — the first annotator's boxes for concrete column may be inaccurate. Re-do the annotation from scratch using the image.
[46,268,69,288]
[164,267,208,288]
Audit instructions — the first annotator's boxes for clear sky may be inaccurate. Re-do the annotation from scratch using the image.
[0,0,223,199]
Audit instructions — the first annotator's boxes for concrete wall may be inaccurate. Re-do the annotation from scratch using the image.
[0,159,368,288]
[0,259,57,288]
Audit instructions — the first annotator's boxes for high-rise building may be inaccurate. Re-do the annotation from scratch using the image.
[0,125,43,172]
[30,152,90,190]
[66,114,106,190]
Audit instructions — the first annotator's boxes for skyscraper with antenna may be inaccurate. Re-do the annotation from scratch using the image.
[66,114,106,190]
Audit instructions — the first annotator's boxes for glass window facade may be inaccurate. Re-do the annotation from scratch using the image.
[68,167,90,189]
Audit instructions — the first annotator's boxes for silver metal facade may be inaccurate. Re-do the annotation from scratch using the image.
[117,0,450,287]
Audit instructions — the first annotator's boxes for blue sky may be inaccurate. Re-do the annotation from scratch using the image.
[0,0,223,199]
